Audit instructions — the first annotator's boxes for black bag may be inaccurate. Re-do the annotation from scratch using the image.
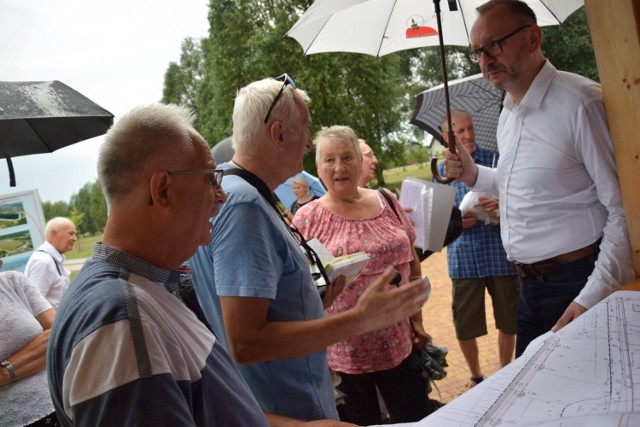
[378,188,463,261]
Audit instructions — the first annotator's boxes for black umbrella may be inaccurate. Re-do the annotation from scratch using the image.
[211,136,234,164]
[0,80,114,186]
[410,73,504,152]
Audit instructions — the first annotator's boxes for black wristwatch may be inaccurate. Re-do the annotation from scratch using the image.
[1,359,16,383]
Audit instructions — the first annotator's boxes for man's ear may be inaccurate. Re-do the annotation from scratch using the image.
[269,121,286,149]
[149,171,172,208]
[529,24,542,51]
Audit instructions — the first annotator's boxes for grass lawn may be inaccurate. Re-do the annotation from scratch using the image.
[382,161,434,193]
[67,233,102,260]
[67,234,102,280]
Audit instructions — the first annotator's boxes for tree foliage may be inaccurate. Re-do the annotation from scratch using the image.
[541,8,598,81]
[42,200,71,220]
[66,180,107,235]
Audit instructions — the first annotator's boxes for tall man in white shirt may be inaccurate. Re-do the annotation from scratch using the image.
[25,217,77,307]
[444,0,633,356]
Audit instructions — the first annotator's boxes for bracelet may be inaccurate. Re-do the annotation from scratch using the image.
[1,359,16,383]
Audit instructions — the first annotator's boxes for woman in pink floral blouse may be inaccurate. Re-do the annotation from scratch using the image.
[293,125,440,425]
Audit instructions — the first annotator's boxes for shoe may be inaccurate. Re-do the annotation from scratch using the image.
[465,376,484,390]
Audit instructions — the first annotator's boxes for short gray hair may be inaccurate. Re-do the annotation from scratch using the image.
[232,77,310,155]
[314,125,361,162]
[98,103,196,204]
[440,110,472,132]
[477,0,537,24]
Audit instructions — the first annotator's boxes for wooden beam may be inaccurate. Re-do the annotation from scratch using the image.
[584,0,640,274]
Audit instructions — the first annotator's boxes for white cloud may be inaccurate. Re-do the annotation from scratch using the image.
[0,0,209,202]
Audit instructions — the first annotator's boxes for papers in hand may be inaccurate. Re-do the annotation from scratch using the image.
[399,177,456,252]
[307,238,370,284]
[459,191,499,225]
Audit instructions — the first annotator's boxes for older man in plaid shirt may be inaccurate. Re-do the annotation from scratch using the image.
[437,110,520,390]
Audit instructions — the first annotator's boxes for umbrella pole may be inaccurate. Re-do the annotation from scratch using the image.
[430,0,456,184]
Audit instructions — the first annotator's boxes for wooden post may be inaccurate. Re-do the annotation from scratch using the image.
[584,0,640,275]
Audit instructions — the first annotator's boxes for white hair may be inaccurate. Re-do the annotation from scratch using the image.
[45,217,74,241]
[232,77,310,155]
[314,125,361,162]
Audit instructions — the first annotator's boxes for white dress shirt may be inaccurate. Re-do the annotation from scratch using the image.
[474,60,633,309]
[24,241,70,307]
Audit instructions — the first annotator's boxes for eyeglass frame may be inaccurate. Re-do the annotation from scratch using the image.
[288,224,332,293]
[362,150,376,158]
[465,25,532,63]
[263,73,297,124]
[167,168,224,189]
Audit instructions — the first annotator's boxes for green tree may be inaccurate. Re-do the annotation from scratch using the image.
[41,200,71,221]
[89,180,108,233]
[166,0,417,184]
[69,207,85,236]
[70,183,95,235]
[542,8,598,81]
[162,37,205,115]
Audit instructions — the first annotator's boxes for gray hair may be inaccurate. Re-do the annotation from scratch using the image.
[232,77,310,156]
[440,110,472,132]
[98,103,196,205]
[314,125,361,162]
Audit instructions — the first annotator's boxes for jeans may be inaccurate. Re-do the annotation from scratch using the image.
[515,253,598,357]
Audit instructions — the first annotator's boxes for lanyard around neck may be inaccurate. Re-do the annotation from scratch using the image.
[223,168,279,214]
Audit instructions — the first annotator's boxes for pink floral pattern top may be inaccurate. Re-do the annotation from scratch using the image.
[293,190,417,374]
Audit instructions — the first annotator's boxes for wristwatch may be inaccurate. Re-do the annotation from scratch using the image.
[1,359,16,383]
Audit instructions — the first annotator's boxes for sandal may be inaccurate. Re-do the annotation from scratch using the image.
[465,375,484,390]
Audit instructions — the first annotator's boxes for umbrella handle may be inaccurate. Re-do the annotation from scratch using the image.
[431,129,457,184]
[6,157,16,187]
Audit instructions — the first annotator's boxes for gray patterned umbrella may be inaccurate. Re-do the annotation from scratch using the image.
[0,80,113,186]
[410,73,504,152]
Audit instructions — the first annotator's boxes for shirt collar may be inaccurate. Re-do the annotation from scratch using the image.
[42,241,64,262]
[504,60,556,113]
[91,243,181,284]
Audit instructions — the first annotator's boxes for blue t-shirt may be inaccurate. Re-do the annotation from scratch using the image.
[47,244,267,427]
[438,147,516,279]
[189,163,338,421]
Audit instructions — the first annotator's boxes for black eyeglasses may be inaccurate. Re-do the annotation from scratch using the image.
[263,73,297,124]
[466,25,531,63]
[167,169,224,189]
[288,224,331,293]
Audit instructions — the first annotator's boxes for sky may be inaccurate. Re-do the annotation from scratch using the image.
[0,0,210,203]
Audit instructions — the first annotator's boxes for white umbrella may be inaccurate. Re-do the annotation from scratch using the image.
[286,0,584,57]
[410,73,504,152]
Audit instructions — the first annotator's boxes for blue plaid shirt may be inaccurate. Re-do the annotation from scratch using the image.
[437,147,516,279]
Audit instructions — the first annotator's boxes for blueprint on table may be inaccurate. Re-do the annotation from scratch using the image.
[377,291,640,427]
